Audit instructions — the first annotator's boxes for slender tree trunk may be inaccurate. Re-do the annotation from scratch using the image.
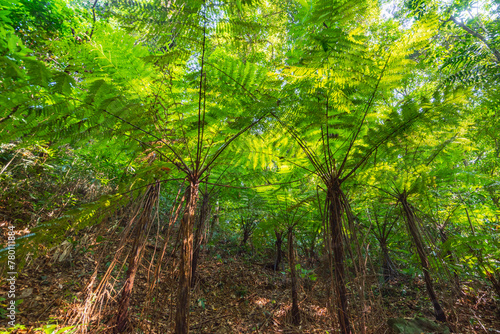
[438,228,463,296]
[240,217,253,248]
[399,191,447,322]
[191,192,210,287]
[240,217,251,248]
[308,242,316,260]
[486,271,500,298]
[381,243,398,282]
[288,227,300,325]
[307,226,320,263]
[464,206,500,299]
[207,205,219,248]
[274,230,283,271]
[327,182,351,334]
[115,185,157,333]
[175,180,200,334]
[241,229,250,247]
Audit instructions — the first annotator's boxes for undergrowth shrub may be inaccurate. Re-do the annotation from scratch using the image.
[0,142,116,226]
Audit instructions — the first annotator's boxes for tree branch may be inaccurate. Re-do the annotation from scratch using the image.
[450,16,500,64]
[89,0,98,40]
[0,106,19,124]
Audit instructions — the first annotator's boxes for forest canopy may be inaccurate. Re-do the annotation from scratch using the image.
[0,0,499,333]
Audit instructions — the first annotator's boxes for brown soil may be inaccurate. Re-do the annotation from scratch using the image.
[1,229,499,333]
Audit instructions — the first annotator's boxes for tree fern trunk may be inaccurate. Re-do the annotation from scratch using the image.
[175,180,199,334]
[241,228,250,247]
[288,227,300,325]
[206,205,219,249]
[438,228,463,296]
[399,191,447,322]
[327,183,351,334]
[381,243,398,282]
[191,192,210,287]
[274,230,283,271]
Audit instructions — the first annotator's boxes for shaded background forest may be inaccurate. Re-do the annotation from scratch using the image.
[0,0,499,333]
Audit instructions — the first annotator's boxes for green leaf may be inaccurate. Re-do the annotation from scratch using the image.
[53,72,76,94]
[25,59,51,88]
[0,56,23,78]
[296,0,308,10]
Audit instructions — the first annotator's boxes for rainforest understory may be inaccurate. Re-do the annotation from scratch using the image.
[1,0,499,333]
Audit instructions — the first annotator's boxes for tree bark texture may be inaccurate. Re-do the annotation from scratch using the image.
[288,228,300,325]
[486,271,500,299]
[381,243,398,282]
[207,205,219,248]
[191,191,211,287]
[327,182,351,334]
[274,230,283,271]
[399,191,447,322]
[175,180,200,334]
[438,228,463,296]
[241,228,250,247]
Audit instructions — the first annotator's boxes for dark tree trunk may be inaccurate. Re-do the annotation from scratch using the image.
[381,243,398,282]
[175,180,200,334]
[206,205,219,249]
[399,191,447,322]
[115,185,157,333]
[241,226,250,247]
[438,228,463,296]
[308,243,316,260]
[327,182,351,334]
[240,217,257,251]
[464,206,500,299]
[191,192,210,287]
[486,271,500,298]
[274,230,283,271]
[288,228,300,325]
[307,226,320,262]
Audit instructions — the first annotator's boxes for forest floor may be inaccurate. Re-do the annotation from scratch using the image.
[1,228,499,333]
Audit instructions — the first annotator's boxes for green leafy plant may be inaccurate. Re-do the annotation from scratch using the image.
[0,297,6,319]
[0,324,26,334]
[296,263,317,282]
[33,324,76,334]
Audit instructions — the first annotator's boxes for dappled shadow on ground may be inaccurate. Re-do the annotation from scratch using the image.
[1,231,499,333]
